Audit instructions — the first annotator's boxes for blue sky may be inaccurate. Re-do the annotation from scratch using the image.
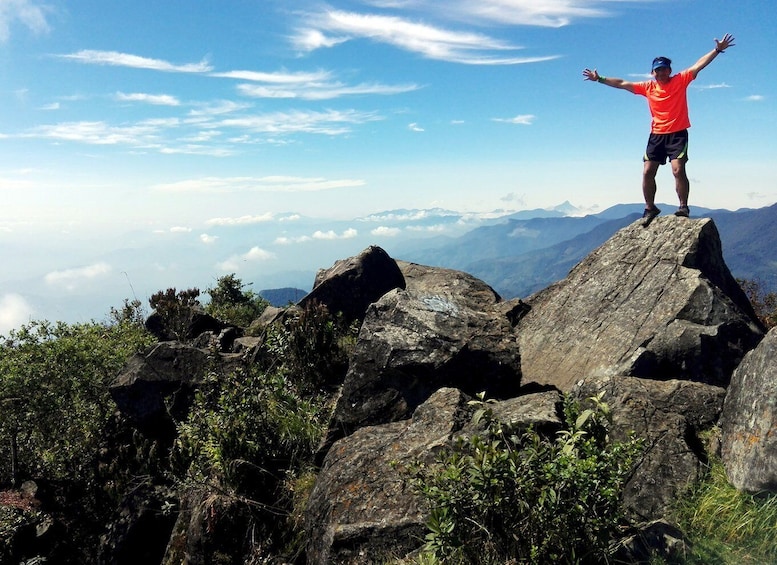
[1,0,775,332]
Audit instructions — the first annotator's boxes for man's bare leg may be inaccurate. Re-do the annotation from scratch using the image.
[642,160,660,209]
[671,158,689,208]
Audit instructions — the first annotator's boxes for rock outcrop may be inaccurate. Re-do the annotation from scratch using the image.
[109,341,244,439]
[572,375,725,520]
[516,216,764,391]
[96,214,775,565]
[299,245,406,325]
[305,388,564,564]
[720,327,777,493]
[324,262,523,446]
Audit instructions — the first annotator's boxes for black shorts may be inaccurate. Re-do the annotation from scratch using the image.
[643,129,689,164]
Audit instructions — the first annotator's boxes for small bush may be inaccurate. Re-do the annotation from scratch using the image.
[737,277,777,329]
[204,274,269,328]
[263,301,358,393]
[410,393,642,564]
[0,314,154,486]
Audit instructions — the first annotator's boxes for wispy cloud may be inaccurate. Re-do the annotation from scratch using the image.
[57,50,213,73]
[217,108,383,135]
[695,82,731,90]
[216,247,276,271]
[44,262,112,291]
[358,0,614,27]
[236,80,419,100]
[493,114,536,125]
[275,227,359,244]
[39,102,60,110]
[116,92,181,106]
[25,119,180,146]
[0,0,50,42]
[13,107,380,154]
[213,62,418,101]
[371,226,402,236]
[200,234,219,244]
[157,176,366,195]
[313,228,358,240]
[744,94,765,102]
[205,213,276,226]
[293,10,560,65]
[408,122,424,132]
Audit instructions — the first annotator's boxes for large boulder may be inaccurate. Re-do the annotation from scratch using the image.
[720,327,777,493]
[109,342,244,439]
[305,387,564,564]
[299,245,406,324]
[516,217,764,391]
[572,375,726,520]
[324,262,523,445]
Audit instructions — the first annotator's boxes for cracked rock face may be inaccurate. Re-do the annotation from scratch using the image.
[720,327,777,493]
[325,262,523,443]
[515,216,763,391]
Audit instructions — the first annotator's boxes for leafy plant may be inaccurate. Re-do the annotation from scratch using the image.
[410,393,642,564]
[204,274,269,328]
[149,287,202,340]
[0,313,154,487]
[263,301,358,393]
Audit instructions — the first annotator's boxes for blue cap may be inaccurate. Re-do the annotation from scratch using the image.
[652,57,671,71]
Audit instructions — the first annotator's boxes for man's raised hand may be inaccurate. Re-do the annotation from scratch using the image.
[716,33,735,52]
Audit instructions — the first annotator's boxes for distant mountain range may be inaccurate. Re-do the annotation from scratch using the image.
[391,202,777,299]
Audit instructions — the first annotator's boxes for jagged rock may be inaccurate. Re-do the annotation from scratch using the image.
[306,387,564,564]
[516,217,764,391]
[300,245,406,324]
[463,390,564,438]
[98,483,177,565]
[720,327,777,493]
[613,520,691,563]
[572,375,726,520]
[109,342,243,439]
[324,262,522,446]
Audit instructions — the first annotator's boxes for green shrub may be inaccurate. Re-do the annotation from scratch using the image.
[410,393,642,564]
[204,274,269,328]
[263,301,358,393]
[149,287,202,339]
[0,313,154,486]
[172,367,328,495]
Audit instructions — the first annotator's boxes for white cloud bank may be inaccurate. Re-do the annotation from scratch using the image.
[44,262,112,291]
[0,293,34,335]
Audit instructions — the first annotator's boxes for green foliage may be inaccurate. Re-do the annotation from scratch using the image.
[410,393,642,564]
[173,367,327,497]
[149,287,202,339]
[737,277,777,329]
[263,301,359,393]
[0,312,154,487]
[204,274,269,328]
[669,458,777,564]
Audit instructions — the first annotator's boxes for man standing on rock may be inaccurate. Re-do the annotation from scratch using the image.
[582,33,735,224]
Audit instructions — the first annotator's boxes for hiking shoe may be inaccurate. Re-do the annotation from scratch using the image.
[674,206,690,217]
[641,206,661,226]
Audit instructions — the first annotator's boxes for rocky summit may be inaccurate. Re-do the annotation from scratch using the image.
[7,214,776,564]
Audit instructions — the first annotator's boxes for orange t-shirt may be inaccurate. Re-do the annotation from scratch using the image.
[632,69,695,134]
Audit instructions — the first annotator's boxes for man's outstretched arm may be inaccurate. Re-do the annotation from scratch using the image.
[582,68,635,92]
[688,33,735,78]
